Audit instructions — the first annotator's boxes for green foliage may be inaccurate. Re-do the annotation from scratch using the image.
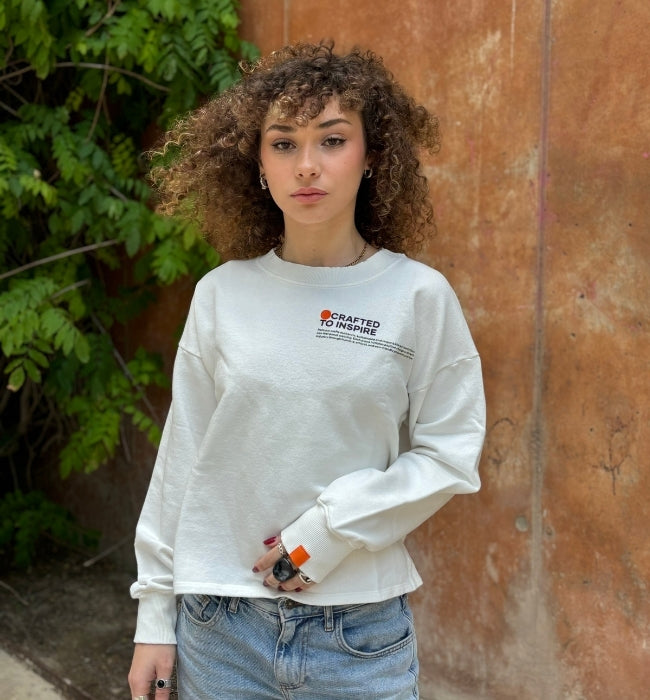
[0,1,257,485]
[0,490,99,569]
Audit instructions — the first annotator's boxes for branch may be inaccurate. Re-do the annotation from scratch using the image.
[0,580,29,606]
[90,313,163,427]
[0,99,19,117]
[58,62,170,92]
[83,533,132,567]
[0,62,170,93]
[86,54,110,141]
[84,1,122,39]
[50,279,91,300]
[2,81,28,106]
[0,63,39,83]
[0,240,119,282]
[108,185,129,202]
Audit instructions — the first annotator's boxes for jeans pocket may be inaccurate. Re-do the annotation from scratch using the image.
[335,596,415,659]
[180,594,224,627]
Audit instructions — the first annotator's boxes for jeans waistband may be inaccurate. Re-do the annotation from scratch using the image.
[224,596,372,631]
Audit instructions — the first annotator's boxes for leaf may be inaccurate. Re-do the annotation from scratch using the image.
[23,357,42,383]
[40,308,67,336]
[28,348,49,368]
[74,333,90,364]
[123,226,141,257]
[55,324,76,356]
[1,0,253,492]
[7,366,26,392]
[0,137,18,174]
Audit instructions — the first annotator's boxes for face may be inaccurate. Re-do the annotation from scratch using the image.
[259,98,369,232]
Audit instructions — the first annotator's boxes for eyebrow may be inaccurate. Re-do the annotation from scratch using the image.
[264,118,353,134]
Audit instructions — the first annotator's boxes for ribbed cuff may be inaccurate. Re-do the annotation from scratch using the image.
[280,504,356,583]
[133,593,178,645]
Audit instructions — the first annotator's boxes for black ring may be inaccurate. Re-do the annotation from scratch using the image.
[272,556,298,582]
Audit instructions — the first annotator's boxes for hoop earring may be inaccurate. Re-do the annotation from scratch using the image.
[363,168,373,179]
[259,174,268,190]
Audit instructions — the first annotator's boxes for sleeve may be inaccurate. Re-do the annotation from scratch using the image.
[280,276,486,583]
[129,291,217,644]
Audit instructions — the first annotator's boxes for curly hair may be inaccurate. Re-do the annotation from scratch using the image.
[149,41,441,259]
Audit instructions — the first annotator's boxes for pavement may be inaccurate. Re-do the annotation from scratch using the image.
[0,648,66,699]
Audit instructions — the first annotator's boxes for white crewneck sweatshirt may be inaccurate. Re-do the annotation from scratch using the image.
[131,249,485,644]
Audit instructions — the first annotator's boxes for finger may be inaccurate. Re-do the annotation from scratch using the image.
[263,564,292,590]
[153,666,175,697]
[264,572,282,589]
[153,677,174,697]
[265,567,315,591]
[280,572,314,592]
[129,644,176,700]
[278,577,300,592]
[253,542,283,573]
[263,535,279,548]
[128,667,154,697]
[152,659,175,697]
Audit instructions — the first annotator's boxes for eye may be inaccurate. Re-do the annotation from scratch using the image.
[323,136,346,148]
[271,139,294,152]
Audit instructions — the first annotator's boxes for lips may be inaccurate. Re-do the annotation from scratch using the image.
[291,187,327,203]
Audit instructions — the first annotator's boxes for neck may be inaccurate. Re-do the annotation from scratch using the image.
[279,221,370,267]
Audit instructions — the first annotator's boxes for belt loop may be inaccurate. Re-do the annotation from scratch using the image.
[228,597,240,613]
[324,605,334,632]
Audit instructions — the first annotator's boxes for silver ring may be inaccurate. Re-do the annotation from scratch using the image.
[277,542,286,557]
[156,678,173,689]
[133,696,148,700]
[298,571,313,585]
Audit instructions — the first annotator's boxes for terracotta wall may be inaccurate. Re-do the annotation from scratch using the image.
[237,1,650,698]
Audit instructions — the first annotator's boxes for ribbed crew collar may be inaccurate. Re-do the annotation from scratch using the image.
[256,248,401,287]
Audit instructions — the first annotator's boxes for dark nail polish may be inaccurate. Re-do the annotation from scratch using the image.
[263,536,277,546]
[263,580,269,587]
[278,585,285,591]
[295,588,303,592]
[252,567,259,573]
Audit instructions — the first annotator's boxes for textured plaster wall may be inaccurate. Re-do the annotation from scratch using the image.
[238,1,650,698]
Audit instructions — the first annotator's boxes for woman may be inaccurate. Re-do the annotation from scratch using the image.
[128,42,485,699]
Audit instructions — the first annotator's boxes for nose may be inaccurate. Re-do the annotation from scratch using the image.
[295,146,320,179]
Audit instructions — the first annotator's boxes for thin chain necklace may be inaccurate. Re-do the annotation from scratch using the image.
[276,240,368,267]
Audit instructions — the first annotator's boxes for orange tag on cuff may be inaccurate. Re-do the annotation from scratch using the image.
[289,545,310,568]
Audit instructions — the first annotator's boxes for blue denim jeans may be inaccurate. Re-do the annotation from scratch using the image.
[176,594,419,699]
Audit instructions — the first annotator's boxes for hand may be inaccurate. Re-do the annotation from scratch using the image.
[128,643,176,698]
[252,535,315,593]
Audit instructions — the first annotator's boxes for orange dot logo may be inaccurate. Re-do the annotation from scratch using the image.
[321,309,332,320]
